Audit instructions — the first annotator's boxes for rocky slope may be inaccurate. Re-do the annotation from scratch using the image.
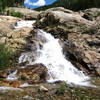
[35,7,100,75]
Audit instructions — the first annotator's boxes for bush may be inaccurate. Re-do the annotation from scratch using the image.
[6,9,23,18]
[0,0,24,13]
[0,44,15,69]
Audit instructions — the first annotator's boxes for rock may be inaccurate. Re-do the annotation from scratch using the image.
[35,7,100,74]
[0,80,21,88]
[0,71,8,78]
[96,68,100,76]
[95,64,100,75]
[6,7,41,20]
[17,64,47,83]
[10,81,21,88]
[23,95,33,100]
[39,86,48,92]
[36,7,93,37]
[0,15,33,52]
[0,80,10,87]
[0,37,6,43]
[83,8,100,21]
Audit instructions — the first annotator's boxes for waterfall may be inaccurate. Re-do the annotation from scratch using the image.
[19,29,91,86]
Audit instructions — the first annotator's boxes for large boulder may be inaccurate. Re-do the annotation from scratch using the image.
[35,7,100,75]
[36,7,93,36]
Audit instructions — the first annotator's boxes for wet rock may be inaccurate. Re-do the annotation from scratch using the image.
[39,86,48,92]
[17,64,47,83]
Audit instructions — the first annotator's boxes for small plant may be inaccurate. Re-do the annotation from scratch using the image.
[6,9,23,18]
[56,82,67,95]
[0,44,14,69]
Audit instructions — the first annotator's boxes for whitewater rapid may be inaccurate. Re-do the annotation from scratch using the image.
[19,29,91,86]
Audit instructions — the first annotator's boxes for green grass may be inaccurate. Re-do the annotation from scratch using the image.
[56,82,67,95]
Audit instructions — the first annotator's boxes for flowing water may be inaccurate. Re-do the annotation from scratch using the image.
[19,29,92,87]
[14,20,36,28]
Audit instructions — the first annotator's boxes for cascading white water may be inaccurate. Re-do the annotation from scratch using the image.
[19,29,91,86]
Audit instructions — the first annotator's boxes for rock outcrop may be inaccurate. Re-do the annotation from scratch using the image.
[35,7,100,75]
[0,64,47,88]
[83,8,100,21]
[17,64,47,83]
[0,15,33,52]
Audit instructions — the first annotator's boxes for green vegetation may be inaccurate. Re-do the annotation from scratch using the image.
[56,82,67,95]
[36,0,100,11]
[0,44,15,69]
[0,0,24,13]
[56,83,99,100]
[6,9,23,18]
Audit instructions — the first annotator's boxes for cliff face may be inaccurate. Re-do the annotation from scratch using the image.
[35,7,100,75]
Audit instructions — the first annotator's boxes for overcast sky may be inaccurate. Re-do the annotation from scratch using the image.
[24,0,57,8]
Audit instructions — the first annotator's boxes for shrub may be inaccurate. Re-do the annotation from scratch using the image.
[0,0,24,13]
[6,9,23,18]
[0,44,15,69]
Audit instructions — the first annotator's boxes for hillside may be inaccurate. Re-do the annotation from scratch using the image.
[35,0,100,11]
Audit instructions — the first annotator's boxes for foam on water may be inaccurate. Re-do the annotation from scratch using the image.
[0,86,23,91]
[6,70,18,81]
[19,29,92,86]
[20,83,33,87]
[14,20,36,29]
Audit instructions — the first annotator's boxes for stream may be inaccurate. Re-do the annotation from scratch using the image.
[16,20,97,87]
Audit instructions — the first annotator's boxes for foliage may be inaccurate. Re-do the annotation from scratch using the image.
[0,0,24,13]
[0,44,15,69]
[56,82,67,95]
[36,0,100,11]
[6,9,23,18]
